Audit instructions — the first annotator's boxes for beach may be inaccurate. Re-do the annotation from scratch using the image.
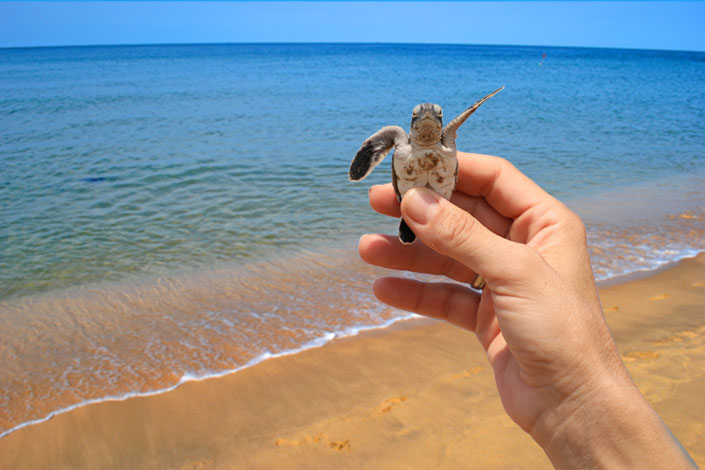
[1,43,704,468]
[0,253,702,469]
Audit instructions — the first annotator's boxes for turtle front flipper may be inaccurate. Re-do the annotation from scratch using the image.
[399,218,416,244]
[441,87,504,147]
[349,126,408,181]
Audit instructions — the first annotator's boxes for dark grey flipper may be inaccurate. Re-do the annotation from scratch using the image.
[441,86,504,147]
[349,126,407,181]
[399,218,416,244]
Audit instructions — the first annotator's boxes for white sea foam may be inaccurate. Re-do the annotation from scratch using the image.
[5,249,703,443]
[0,312,419,440]
[1,241,703,441]
[594,248,703,282]
[1,244,702,441]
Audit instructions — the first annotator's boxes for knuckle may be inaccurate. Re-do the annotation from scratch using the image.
[496,156,517,176]
[439,288,454,322]
[496,156,513,170]
[545,200,588,245]
[562,207,588,242]
[439,255,457,278]
[440,210,476,250]
[441,256,475,282]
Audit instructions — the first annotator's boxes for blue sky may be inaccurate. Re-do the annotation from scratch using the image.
[1,2,703,51]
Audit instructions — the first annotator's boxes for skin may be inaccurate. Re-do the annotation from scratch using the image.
[358,151,696,469]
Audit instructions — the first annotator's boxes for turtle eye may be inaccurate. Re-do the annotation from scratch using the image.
[412,104,421,116]
[433,104,442,115]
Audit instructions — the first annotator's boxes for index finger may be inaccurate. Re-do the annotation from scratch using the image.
[456,152,555,220]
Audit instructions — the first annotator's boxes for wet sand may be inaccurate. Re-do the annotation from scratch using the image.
[0,254,703,469]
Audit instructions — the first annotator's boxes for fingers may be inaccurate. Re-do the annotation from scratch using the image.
[369,184,401,217]
[455,152,556,220]
[359,233,477,284]
[369,184,512,237]
[401,187,536,286]
[370,151,564,236]
[372,276,506,360]
[372,277,480,332]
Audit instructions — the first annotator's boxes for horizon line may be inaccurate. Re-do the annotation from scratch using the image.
[1,40,704,55]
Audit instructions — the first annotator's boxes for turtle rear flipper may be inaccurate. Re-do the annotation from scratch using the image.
[399,218,416,244]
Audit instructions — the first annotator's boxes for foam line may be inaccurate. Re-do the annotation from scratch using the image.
[1,250,702,441]
[593,248,702,282]
[0,313,419,440]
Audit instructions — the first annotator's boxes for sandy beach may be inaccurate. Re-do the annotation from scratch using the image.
[0,253,702,469]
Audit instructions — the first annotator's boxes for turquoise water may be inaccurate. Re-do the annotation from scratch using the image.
[2,44,704,298]
[0,43,704,437]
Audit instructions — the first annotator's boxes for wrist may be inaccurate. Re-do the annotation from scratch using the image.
[533,371,695,469]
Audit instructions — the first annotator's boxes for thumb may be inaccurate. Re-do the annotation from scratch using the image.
[401,188,530,286]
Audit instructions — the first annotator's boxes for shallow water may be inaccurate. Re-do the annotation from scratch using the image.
[0,43,704,437]
[2,44,704,298]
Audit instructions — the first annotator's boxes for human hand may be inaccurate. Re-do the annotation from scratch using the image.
[358,152,695,469]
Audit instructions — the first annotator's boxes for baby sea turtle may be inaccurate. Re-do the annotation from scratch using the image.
[349,87,504,245]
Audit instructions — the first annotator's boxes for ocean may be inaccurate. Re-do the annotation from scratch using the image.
[1,43,704,438]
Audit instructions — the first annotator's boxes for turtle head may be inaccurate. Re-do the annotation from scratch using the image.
[410,103,443,146]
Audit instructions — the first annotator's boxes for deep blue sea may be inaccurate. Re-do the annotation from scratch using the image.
[1,43,704,437]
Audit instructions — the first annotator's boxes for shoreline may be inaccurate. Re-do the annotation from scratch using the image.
[595,248,704,288]
[0,251,703,438]
[0,312,420,441]
[0,253,703,468]
[1,249,701,442]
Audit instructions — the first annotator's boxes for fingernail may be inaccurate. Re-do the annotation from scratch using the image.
[404,188,440,225]
[358,233,373,245]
